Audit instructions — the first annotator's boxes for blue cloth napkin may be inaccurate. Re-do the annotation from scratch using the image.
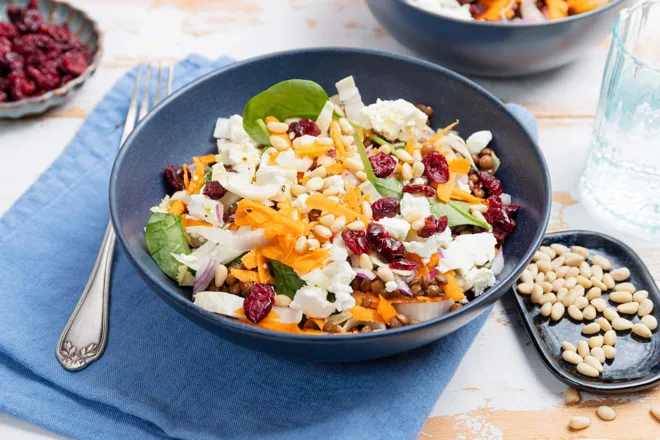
[0,55,537,440]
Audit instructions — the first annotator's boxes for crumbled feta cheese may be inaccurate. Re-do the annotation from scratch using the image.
[216,139,261,168]
[378,217,411,241]
[466,130,493,155]
[330,235,349,262]
[295,193,311,213]
[403,227,452,263]
[213,114,253,144]
[275,149,313,172]
[360,99,428,141]
[455,174,471,193]
[438,232,497,275]
[194,291,245,318]
[400,193,431,220]
[302,261,356,296]
[406,0,474,20]
[187,194,223,227]
[385,280,398,293]
[463,267,496,296]
[325,175,346,195]
[290,286,337,318]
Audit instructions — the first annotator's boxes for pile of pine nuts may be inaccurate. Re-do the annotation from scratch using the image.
[517,243,657,378]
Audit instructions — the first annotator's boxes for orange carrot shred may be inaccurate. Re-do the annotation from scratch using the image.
[330,120,345,159]
[241,249,259,270]
[450,188,486,205]
[377,295,398,323]
[349,306,384,323]
[198,154,217,165]
[230,269,260,283]
[435,174,455,203]
[427,120,459,145]
[182,216,212,228]
[183,164,190,189]
[448,158,470,174]
[167,200,186,216]
[443,271,465,301]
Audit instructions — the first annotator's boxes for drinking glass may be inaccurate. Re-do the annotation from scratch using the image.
[580,0,660,239]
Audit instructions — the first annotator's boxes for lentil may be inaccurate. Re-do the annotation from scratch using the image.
[389,316,404,328]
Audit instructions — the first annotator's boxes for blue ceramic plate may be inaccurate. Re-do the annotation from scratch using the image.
[365,0,629,77]
[513,230,660,393]
[109,48,551,362]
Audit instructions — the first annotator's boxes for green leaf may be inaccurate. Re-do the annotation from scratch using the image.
[354,131,403,199]
[430,199,492,231]
[203,167,212,184]
[243,80,329,144]
[368,133,397,150]
[269,260,305,299]
[256,118,271,147]
[228,253,246,266]
[145,213,191,280]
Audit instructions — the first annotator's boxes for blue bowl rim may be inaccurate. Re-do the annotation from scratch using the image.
[389,0,626,28]
[109,47,552,343]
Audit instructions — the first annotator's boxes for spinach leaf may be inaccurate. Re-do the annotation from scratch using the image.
[203,167,212,184]
[243,80,329,144]
[269,260,305,299]
[145,213,191,280]
[227,253,246,266]
[430,199,492,231]
[353,131,403,199]
[368,133,397,150]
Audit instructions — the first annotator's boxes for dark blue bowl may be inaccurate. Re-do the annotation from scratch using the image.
[109,48,551,362]
[366,0,628,77]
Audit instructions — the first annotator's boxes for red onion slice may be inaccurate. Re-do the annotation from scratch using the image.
[491,249,504,276]
[354,268,376,280]
[215,203,223,225]
[394,276,413,297]
[428,268,439,279]
[193,258,220,293]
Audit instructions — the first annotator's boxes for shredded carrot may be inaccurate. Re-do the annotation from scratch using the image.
[443,271,465,301]
[293,144,331,158]
[235,199,306,237]
[427,120,459,145]
[451,188,486,205]
[435,174,455,203]
[477,0,517,20]
[261,245,330,274]
[545,0,569,19]
[330,120,345,159]
[326,162,345,175]
[186,156,205,194]
[198,154,217,165]
[305,194,368,224]
[230,269,260,283]
[349,306,384,323]
[377,295,398,323]
[405,136,417,155]
[182,216,212,228]
[265,116,279,124]
[567,0,604,13]
[167,200,186,216]
[448,158,470,174]
[390,296,452,304]
[256,249,274,284]
[269,151,280,164]
[183,164,190,189]
[341,186,361,214]
[241,249,258,270]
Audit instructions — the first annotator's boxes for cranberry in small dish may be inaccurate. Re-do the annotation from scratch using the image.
[146,76,518,335]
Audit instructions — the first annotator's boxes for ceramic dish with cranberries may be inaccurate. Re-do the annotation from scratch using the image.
[145,76,519,335]
[0,1,93,103]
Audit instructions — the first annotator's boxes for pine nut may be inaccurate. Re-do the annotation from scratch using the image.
[652,407,660,421]
[556,266,570,278]
[330,216,346,233]
[347,220,365,231]
[551,303,565,321]
[610,291,633,303]
[577,362,600,378]
[562,289,576,307]
[378,144,391,154]
[359,253,373,270]
[551,243,570,255]
[591,264,604,281]
[571,245,590,259]
[583,305,597,321]
[568,305,583,321]
[322,187,339,197]
[638,298,654,317]
[267,121,289,133]
[568,415,591,430]
[552,256,566,270]
[531,285,544,304]
[590,277,607,291]
[597,317,612,332]
[519,270,533,284]
[590,255,610,270]
[591,346,606,364]
[540,302,552,317]
[517,283,534,295]
[604,307,619,322]
[319,214,335,227]
[537,260,551,273]
[270,135,290,150]
[545,271,558,284]
[291,184,306,197]
[576,275,592,289]
[401,163,413,181]
[294,236,308,253]
[617,302,639,315]
[585,355,603,372]
[574,285,586,297]
[539,293,556,305]
[574,296,589,310]
[313,224,333,239]
[610,267,630,281]
[556,288,568,303]
[604,330,616,346]
[344,157,364,173]
[274,294,292,307]
[533,251,551,262]
[540,282,553,293]
[579,261,592,278]
[338,117,354,134]
[633,290,649,303]
[603,273,615,289]
[214,264,228,287]
[612,317,633,331]
[597,406,616,421]
[582,323,601,335]
[394,149,413,163]
[588,335,604,348]
[539,246,556,258]
[562,350,583,365]
[562,341,577,352]
[567,267,581,278]
[577,341,590,358]
[535,272,545,283]
[565,387,581,404]
[356,171,367,182]
[377,266,395,282]
[411,161,425,178]
[305,176,324,191]
[306,238,320,250]
[641,315,657,331]
[553,279,566,292]
[591,297,607,312]
[632,322,652,338]
[614,282,636,293]
[528,263,539,278]
[586,287,601,301]
[412,149,423,162]
[564,253,585,267]
[603,345,616,359]
[411,219,425,231]
[564,277,577,289]
[361,201,373,220]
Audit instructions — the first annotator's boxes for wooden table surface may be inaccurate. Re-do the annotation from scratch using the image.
[1,1,659,439]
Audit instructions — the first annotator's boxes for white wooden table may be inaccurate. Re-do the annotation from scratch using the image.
[1,1,658,438]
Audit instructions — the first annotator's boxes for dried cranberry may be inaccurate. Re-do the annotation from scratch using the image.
[369,153,396,178]
[0,90,7,103]
[243,283,275,323]
[164,165,188,192]
[422,151,450,184]
[27,0,39,9]
[418,215,448,238]
[6,72,36,100]
[288,119,321,138]
[389,259,418,271]
[371,197,400,221]
[477,171,503,195]
[402,184,436,198]
[0,23,18,39]
[365,222,404,263]
[26,65,59,90]
[0,37,11,57]
[19,10,43,33]
[6,6,25,26]
[61,51,87,75]
[483,196,516,242]
[341,229,368,255]
[202,181,227,200]
[4,51,24,71]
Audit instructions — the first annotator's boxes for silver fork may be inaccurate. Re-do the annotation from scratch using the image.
[56,63,175,371]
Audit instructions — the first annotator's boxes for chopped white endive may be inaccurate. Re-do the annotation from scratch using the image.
[271,306,303,324]
[194,291,245,318]
[335,75,367,125]
[359,99,428,141]
[213,114,253,144]
[315,100,335,135]
[290,286,337,318]
[385,280,398,293]
[150,195,171,213]
[275,148,313,172]
[466,130,493,155]
[393,299,453,322]
[186,194,223,227]
[406,0,474,20]
[463,267,496,296]
[213,163,281,201]
[378,217,411,241]
[438,232,497,275]
[400,193,431,219]
[216,139,261,168]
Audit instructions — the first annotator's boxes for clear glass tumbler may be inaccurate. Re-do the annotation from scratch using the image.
[580,0,660,239]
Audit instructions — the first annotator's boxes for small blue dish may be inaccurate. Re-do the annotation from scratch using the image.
[109,48,551,362]
[0,0,102,118]
[366,0,629,77]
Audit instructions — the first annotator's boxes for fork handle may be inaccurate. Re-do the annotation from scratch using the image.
[56,223,115,371]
